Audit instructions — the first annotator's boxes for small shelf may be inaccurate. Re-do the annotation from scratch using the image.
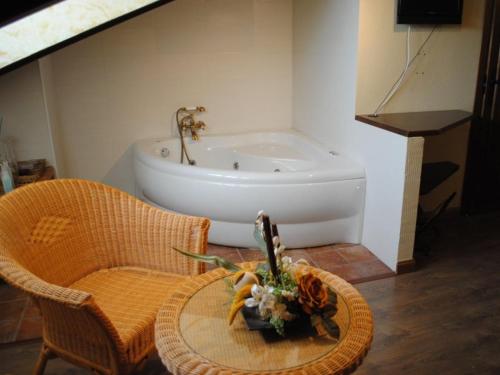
[355,110,473,137]
[0,166,55,196]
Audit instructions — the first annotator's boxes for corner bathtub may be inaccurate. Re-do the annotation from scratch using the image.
[133,131,365,248]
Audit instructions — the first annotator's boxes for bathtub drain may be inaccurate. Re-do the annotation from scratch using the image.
[233,162,239,170]
[274,168,281,172]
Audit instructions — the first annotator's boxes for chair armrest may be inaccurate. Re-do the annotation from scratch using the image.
[37,297,129,373]
[0,256,90,306]
[0,256,129,372]
[99,197,211,276]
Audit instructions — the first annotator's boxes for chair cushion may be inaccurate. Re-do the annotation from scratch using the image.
[70,267,185,362]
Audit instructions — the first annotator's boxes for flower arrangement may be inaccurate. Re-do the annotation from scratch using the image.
[174,211,339,338]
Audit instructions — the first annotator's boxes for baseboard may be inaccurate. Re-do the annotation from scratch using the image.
[397,259,417,274]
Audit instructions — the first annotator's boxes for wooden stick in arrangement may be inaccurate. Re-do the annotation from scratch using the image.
[262,215,280,281]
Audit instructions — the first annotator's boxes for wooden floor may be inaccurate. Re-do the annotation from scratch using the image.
[355,212,500,375]
[1,212,500,374]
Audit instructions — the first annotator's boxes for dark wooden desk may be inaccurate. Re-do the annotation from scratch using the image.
[355,110,473,137]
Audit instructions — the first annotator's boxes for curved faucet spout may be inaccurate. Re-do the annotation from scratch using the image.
[175,106,207,164]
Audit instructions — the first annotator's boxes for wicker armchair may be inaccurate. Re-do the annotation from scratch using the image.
[0,179,210,375]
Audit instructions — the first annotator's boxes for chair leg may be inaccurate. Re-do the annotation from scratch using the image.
[33,344,53,375]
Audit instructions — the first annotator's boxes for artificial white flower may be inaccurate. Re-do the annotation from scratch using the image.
[274,244,286,257]
[244,297,259,308]
[234,272,259,292]
[259,292,276,319]
[245,284,264,308]
[251,284,264,299]
[295,258,310,266]
[272,302,295,321]
[281,256,293,271]
[281,289,296,301]
[273,236,280,246]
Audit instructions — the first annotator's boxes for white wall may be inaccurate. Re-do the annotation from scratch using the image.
[0,62,55,167]
[47,0,292,193]
[357,0,483,114]
[293,0,359,155]
[293,0,409,270]
[357,0,484,209]
[38,57,64,176]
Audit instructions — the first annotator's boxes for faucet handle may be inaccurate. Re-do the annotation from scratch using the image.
[183,106,206,113]
[195,121,206,130]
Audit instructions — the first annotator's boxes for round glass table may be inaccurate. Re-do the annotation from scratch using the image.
[155,262,373,375]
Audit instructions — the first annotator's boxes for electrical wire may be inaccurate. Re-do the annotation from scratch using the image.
[371,25,438,117]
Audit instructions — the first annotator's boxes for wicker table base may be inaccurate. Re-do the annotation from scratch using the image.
[155,262,373,375]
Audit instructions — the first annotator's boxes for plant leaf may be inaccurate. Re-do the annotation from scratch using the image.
[321,304,338,319]
[172,247,241,272]
[321,315,340,339]
[327,289,338,305]
[253,224,269,257]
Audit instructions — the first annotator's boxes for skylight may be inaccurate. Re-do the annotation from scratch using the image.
[0,0,169,74]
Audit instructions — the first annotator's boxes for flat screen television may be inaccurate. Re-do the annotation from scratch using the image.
[397,0,463,24]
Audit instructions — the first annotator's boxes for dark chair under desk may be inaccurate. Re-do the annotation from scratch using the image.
[415,161,459,253]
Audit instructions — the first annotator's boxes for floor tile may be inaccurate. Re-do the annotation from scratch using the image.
[330,243,357,250]
[206,244,243,270]
[15,317,43,342]
[0,300,27,321]
[320,263,362,281]
[335,245,377,263]
[281,249,316,265]
[0,283,26,302]
[237,248,266,262]
[0,320,19,344]
[347,260,395,283]
[307,245,348,266]
[23,300,41,319]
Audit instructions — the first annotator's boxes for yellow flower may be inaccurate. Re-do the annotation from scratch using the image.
[297,273,328,314]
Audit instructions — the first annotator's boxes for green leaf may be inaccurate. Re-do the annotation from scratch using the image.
[321,315,340,339]
[253,225,269,257]
[172,247,241,272]
[270,316,285,336]
[256,262,269,273]
[327,289,338,305]
[321,304,338,319]
[310,314,322,329]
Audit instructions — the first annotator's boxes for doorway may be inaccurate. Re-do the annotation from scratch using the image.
[463,0,500,214]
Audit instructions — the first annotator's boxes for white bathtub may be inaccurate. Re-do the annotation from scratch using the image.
[133,130,366,248]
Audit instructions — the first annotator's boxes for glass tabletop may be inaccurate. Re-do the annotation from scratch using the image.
[179,276,350,372]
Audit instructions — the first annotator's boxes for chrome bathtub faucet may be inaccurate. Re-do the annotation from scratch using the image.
[179,106,207,141]
[176,106,207,165]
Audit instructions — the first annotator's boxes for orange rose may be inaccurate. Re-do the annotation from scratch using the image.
[297,273,329,314]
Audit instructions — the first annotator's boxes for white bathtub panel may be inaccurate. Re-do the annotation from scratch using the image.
[136,159,364,223]
[209,217,362,248]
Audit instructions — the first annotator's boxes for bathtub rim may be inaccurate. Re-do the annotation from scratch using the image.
[134,130,366,185]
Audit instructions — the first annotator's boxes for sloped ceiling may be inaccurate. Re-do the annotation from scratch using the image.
[0,0,173,75]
